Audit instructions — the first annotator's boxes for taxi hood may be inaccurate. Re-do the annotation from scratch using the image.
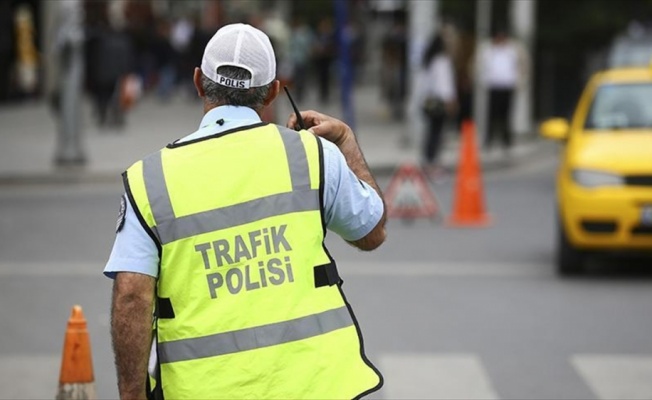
[570,131,652,174]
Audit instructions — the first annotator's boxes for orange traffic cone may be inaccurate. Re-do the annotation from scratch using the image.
[447,120,491,227]
[56,305,97,400]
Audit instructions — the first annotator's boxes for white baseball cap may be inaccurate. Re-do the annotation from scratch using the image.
[201,23,276,89]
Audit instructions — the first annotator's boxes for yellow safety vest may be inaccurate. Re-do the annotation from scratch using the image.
[124,123,382,399]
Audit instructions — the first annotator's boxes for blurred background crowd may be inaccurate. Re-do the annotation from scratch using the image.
[1,0,652,135]
[1,0,375,127]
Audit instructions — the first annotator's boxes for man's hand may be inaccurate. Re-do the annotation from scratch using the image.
[287,110,387,251]
[286,110,352,146]
[111,272,155,400]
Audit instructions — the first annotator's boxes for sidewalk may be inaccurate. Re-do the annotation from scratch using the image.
[0,84,550,185]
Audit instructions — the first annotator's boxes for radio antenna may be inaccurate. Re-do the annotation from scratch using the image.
[284,86,305,130]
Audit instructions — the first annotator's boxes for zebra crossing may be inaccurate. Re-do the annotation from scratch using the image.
[571,355,652,400]
[1,352,651,399]
[367,353,652,400]
[377,354,499,399]
[372,353,652,400]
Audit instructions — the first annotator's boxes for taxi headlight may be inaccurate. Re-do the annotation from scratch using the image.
[572,169,624,188]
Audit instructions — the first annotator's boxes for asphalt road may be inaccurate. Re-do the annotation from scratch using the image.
[1,153,652,399]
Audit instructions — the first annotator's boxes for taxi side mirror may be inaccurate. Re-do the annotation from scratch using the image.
[540,118,570,141]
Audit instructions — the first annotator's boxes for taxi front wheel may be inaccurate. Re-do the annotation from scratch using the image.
[557,222,586,276]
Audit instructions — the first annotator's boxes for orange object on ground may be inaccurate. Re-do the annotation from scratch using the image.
[447,120,491,227]
[385,163,440,219]
[56,305,97,400]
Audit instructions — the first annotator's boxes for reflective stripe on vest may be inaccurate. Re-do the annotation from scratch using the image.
[142,127,317,245]
[159,305,352,363]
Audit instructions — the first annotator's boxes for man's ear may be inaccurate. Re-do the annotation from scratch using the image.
[263,80,281,107]
[193,67,205,98]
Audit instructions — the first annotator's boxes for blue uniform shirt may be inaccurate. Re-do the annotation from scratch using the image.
[104,106,383,278]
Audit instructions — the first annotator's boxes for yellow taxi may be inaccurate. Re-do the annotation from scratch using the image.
[540,65,652,274]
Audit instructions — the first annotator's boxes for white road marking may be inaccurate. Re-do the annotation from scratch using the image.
[343,261,548,277]
[0,261,548,278]
[0,355,61,399]
[0,262,104,277]
[378,353,499,400]
[571,354,652,400]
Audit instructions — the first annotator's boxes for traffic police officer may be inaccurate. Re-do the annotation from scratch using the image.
[105,23,386,399]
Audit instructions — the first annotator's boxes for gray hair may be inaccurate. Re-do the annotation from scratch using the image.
[201,66,272,110]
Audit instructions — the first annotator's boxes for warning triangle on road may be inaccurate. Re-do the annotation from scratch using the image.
[384,163,440,219]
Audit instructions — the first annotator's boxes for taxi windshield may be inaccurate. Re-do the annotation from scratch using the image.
[585,83,652,130]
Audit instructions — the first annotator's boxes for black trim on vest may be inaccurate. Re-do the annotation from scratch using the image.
[150,328,165,400]
[338,285,385,399]
[166,122,269,148]
[316,135,327,236]
[146,366,164,400]
[146,374,153,400]
[156,297,175,319]
[123,171,163,259]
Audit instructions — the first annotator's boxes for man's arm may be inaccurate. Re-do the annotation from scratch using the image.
[111,272,156,400]
[287,110,386,250]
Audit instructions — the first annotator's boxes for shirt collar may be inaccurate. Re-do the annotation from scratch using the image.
[177,105,263,144]
[199,105,261,129]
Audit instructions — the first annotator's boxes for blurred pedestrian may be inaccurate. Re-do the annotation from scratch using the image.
[85,18,134,129]
[261,9,291,122]
[381,14,407,120]
[478,26,527,155]
[0,1,15,103]
[451,23,475,128]
[170,16,195,96]
[124,1,156,92]
[288,16,314,102]
[152,18,177,102]
[105,23,386,399]
[313,17,337,104]
[14,4,39,99]
[185,17,211,99]
[346,19,366,84]
[419,34,457,180]
[170,16,194,58]
[262,8,291,82]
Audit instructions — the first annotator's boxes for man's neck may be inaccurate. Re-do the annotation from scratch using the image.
[203,102,262,117]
